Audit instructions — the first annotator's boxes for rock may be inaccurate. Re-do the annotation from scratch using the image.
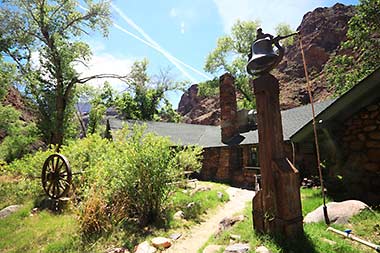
[187,202,195,208]
[106,247,129,253]
[0,205,22,219]
[217,192,224,199]
[30,207,39,217]
[255,246,272,253]
[177,4,355,120]
[151,237,172,249]
[216,215,245,235]
[173,210,185,220]
[364,126,377,132]
[169,233,182,240]
[304,200,369,224]
[224,243,250,253]
[191,186,212,196]
[134,241,156,253]
[368,149,380,162]
[203,245,223,253]
[369,132,380,140]
[230,234,241,240]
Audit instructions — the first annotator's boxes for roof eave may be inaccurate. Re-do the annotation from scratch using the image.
[291,67,380,143]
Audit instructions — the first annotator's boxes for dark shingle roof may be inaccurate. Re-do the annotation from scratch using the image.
[109,99,335,148]
[292,67,380,142]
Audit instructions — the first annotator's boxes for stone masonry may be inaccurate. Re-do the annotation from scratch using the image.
[335,99,380,204]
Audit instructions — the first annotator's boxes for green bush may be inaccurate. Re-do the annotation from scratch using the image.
[175,146,203,173]
[0,104,39,162]
[6,123,204,234]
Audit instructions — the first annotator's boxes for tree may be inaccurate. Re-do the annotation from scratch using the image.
[115,59,182,121]
[87,82,114,134]
[0,57,39,162]
[0,0,120,146]
[275,23,296,47]
[325,0,380,96]
[203,20,295,109]
[204,20,260,109]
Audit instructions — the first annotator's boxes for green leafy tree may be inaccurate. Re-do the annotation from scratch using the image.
[0,57,38,162]
[204,20,260,109]
[116,59,181,121]
[203,20,296,109]
[0,57,17,100]
[0,106,39,162]
[0,0,116,146]
[275,23,296,47]
[86,82,114,134]
[325,0,380,96]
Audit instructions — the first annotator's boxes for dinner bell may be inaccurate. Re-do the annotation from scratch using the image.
[246,38,279,75]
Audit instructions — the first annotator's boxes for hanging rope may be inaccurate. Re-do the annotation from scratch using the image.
[298,34,330,225]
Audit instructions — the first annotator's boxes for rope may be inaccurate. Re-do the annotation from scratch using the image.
[299,34,330,225]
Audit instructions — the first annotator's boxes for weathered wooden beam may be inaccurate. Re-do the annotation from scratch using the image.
[252,73,303,237]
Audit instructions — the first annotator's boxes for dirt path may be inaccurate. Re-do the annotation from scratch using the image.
[166,187,255,253]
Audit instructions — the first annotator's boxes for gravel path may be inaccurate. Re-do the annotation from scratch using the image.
[166,187,255,253]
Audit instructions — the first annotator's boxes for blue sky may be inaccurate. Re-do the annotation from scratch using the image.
[78,0,359,108]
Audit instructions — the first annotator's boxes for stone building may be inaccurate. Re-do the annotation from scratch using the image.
[292,68,380,205]
[110,67,380,205]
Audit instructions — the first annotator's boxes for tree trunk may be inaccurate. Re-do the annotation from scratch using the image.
[51,77,66,147]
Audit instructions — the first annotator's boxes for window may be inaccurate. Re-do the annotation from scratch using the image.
[248,146,260,167]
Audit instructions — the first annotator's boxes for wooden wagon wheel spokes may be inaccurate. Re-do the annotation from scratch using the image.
[41,154,72,199]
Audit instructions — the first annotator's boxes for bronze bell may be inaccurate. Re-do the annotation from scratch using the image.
[247,38,280,75]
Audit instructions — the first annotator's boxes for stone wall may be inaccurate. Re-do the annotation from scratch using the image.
[200,145,256,188]
[327,100,380,205]
[200,143,297,189]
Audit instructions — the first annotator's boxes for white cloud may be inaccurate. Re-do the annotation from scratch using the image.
[213,0,326,33]
[75,52,134,91]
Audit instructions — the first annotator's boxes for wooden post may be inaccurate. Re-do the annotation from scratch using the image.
[252,73,303,237]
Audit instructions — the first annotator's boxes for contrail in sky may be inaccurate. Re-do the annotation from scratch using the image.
[111,3,211,81]
[113,23,212,82]
[79,3,210,82]
[113,23,196,82]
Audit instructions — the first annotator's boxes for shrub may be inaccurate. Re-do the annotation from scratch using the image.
[7,123,205,234]
[0,104,39,162]
[77,187,112,235]
[100,124,181,226]
[175,146,203,173]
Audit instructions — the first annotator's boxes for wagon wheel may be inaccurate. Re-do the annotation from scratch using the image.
[41,154,72,199]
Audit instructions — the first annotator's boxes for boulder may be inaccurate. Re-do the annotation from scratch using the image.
[255,246,272,253]
[216,215,245,235]
[173,210,185,220]
[105,247,129,253]
[191,186,212,196]
[134,241,156,253]
[0,205,22,219]
[203,245,223,253]
[304,200,369,224]
[224,243,250,253]
[169,233,182,241]
[230,234,241,240]
[151,237,172,249]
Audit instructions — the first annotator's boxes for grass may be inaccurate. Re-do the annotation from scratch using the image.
[0,202,79,253]
[0,176,41,210]
[199,188,380,253]
[0,181,229,253]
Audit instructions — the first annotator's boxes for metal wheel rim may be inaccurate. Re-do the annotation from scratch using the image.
[41,154,72,199]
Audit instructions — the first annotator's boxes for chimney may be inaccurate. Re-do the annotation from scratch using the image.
[220,73,239,143]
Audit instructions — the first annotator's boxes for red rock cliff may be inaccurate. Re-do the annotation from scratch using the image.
[178,3,355,125]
